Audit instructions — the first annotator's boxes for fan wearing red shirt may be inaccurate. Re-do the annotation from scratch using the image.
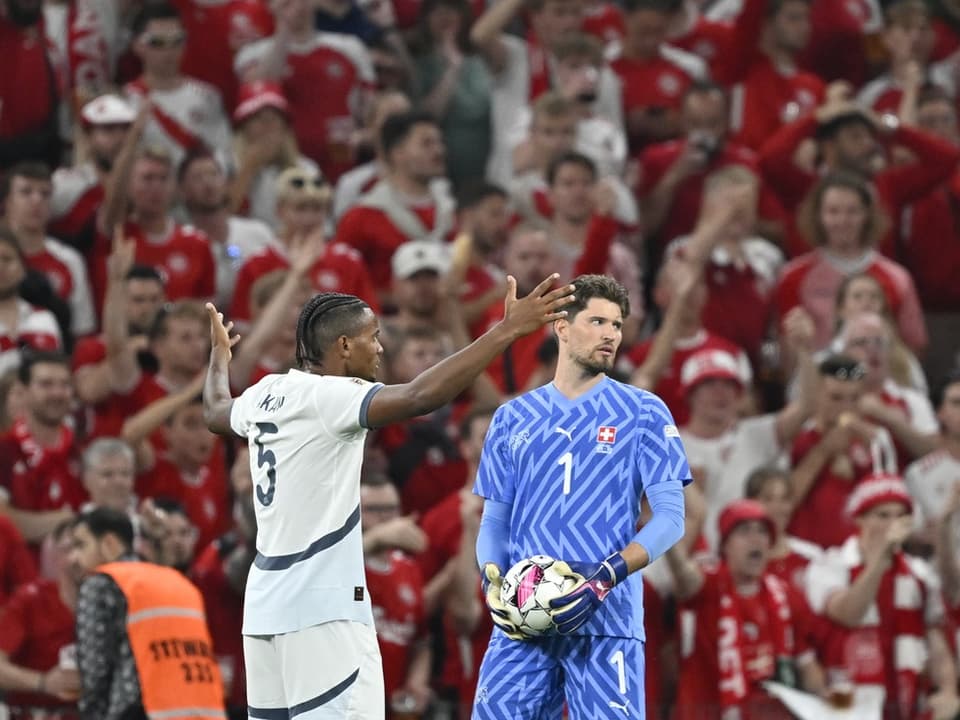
[230,166,378,329]
[0,0,61,170]
[0,522,80,712]
[0,513,37,606]
[759,102,960,258]
[664,500,827,720]
[610,0,706,149]
[640,81,787,256]
[335,111,455,295]
[0,353,85,546]
[92,144,217,309]
[582,0,625,52]
[234,0,374,182]
[360,476,431,718]
[787,355,898,549]
[801,0,882,87]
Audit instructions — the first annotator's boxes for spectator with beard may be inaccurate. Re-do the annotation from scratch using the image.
[0,0,61,169]
[49,94,136,252]
[0,352,84,546]
[177,147,276,309]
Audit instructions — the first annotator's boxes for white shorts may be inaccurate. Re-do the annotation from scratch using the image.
[245,620,384,719]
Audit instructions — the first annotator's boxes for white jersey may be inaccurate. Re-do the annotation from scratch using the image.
[681,414,783,552]
[230,369,383,635]
[905,449,960,544]
[211,216,278,309]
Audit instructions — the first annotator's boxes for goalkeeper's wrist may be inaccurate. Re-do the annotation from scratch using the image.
[603,553,629,586]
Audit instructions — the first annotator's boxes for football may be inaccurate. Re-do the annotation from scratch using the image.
[500,555,581,637]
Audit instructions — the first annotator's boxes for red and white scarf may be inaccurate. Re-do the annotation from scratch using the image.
[820,537,929,720]
[717,565,794,715]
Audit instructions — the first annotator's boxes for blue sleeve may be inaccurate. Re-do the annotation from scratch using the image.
[476,499,512,571]
[633,480,685,563]
[636,392,693,487]
[472,406,517,504]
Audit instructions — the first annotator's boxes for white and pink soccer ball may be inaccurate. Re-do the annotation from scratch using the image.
[499,555,581,637]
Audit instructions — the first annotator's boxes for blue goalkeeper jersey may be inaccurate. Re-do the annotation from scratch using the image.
[473,376,692,640]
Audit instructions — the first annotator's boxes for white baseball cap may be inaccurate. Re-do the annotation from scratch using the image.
[391,241,451,280]
[81,94,136,126]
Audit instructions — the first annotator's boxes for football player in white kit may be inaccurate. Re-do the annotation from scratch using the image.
[202,275,575,719]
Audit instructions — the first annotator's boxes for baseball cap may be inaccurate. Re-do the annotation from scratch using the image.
[392,241,450,280]
[718,499,776,545]
[81,94,136,126]
[234,80,290,125]
[680,348,744,394]
[844,474,913,519]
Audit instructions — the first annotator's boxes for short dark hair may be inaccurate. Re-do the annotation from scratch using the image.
[546,151,597,187]
[296,292,372,367]
[623,0,682,14]
[683,79,727,106]
[127,264,165,285]
[74,507,135,551]
[1,161,52,204]
[818,354,866,381]
[767,0,811,16]
[935,368,960,408]
[744,466,791,500]
[132,1,181,36]
[18,350,69,385]
[456,181,507,212]
[917,85,955,111]
[566,274,630,321]
[360,471,394,489]
[815,111,875,142]
[380,111,439,160]
[177,145,218,184]
[151,497,190,518]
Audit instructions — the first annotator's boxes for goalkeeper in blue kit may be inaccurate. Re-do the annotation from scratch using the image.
[472,275,691,719]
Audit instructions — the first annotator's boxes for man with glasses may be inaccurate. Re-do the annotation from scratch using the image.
[124,1,233,169]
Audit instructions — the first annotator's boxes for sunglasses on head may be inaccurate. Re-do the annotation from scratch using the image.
[143,32,186,49]
[288,176,326,189]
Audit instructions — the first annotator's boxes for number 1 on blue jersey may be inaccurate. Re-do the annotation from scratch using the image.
[558,452,572,495]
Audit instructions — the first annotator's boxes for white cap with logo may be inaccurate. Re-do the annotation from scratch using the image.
[81,94,137,126]
[391,240,451,280]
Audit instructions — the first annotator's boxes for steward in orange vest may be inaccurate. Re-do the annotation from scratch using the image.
[70,507,226,720]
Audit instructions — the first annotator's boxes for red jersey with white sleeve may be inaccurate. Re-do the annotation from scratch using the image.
[774,248,927,354]
[171,0,274,111]
[638,139,787,252]
[787,424,896,548]
[766,536,822,593]
[0,299,62,377]
[91,220,216,309]
[138,451,231,551]
[234,32,374,182]
[581,2,625,52]
[899,172,960,310]
[190,535,247,709]
[229,242,380,327]
[674,563,810,720]
[858,62,955,115]
[365,551,427,702]
[610,47,702,119]
[0,419,85,516]
[619,330,752,426]
[26,237,96,336]
[49,162,103,247]
[669,14,735,63]
[124,77,233,168]
[0,513,37,606]
[0,578,76,709]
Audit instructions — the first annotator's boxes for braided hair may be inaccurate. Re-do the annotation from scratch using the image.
[295,292,371,368]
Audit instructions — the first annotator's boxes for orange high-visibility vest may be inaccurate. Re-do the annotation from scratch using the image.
[98,561,226,720]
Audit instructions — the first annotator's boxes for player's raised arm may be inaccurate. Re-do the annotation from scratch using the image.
[364,274,575,428]
[202,303,241,435]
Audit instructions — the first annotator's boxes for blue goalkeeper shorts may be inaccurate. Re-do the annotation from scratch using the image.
[471,631,645,719]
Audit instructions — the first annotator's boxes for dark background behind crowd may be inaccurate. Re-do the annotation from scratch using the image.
[3,0,960,717]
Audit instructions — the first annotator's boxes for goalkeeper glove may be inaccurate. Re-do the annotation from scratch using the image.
[481,563,525,641]
[548,553,629,635]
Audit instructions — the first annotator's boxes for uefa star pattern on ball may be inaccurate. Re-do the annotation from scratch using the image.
[500,555,581,637]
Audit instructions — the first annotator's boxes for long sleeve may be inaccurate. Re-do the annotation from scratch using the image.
[877,126,960,218]
[634,479,685,563]
[710,0,768,85]
[758,114,818,213]
[573,215,619,277]
[476,498,512,571]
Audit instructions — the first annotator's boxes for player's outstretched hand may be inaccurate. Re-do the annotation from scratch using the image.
[482,563,526,641]
[206,303,240,363]
[501,274,576,338]
[548,553,628,635]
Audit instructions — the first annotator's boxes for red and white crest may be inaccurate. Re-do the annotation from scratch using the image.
[597,426,617,444]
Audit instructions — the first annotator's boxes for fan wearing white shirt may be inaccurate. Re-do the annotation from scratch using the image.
[202,278,576,718]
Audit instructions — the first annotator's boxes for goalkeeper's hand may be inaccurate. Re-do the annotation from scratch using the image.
[481,563,525,641]
[548,553,629,635]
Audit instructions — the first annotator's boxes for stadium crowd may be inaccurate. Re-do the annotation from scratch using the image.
[3,0,960,717]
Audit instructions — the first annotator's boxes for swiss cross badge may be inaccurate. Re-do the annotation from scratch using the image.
[597,426,617,444]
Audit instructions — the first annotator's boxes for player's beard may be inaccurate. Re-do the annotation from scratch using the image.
[573,351,611,377]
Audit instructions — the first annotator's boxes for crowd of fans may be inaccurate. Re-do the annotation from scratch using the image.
[2,0,960,717]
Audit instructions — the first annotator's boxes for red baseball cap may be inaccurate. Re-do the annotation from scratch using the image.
[845,473,913,519]
[680,348,744,395]
[718,499,776,545]
[233,81,289,125]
